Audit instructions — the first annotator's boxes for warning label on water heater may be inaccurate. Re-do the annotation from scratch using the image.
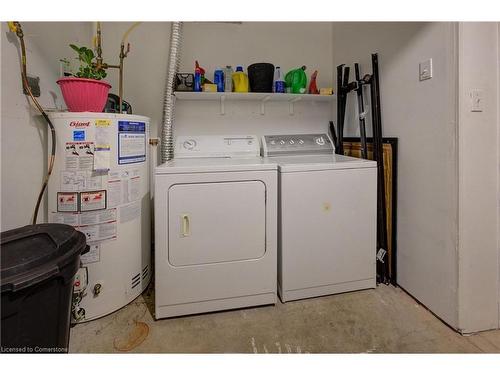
[57,192,78,212]
[80,190,107,212]
[118,121,146,165]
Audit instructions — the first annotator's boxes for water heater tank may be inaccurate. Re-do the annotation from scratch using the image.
[47,112,151,322]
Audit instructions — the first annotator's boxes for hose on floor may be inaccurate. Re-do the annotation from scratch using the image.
[8,21,56,225]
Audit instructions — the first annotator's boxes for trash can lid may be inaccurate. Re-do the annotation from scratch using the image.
[1,224,87,292]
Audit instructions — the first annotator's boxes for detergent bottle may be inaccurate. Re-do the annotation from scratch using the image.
[285,66,308,94]
[232,66,249,93]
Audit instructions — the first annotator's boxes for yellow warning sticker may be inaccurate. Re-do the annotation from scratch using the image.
[95,119,111,127]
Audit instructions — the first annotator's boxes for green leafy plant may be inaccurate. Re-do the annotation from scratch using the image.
[65,44,107,80]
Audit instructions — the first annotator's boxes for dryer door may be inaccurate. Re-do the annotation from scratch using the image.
[168,180,266,266]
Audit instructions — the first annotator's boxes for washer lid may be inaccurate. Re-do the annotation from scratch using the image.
[155,157,277,174]
[271,154,377,172]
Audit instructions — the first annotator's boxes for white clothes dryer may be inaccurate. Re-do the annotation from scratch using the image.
[154,135,278,319]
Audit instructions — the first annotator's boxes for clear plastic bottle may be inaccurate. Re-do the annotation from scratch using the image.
[224,65,233,92]
[274,66,285,93]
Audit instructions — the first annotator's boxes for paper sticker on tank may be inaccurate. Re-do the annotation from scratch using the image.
[107,178,122,208]
[80,190,107,212]
[129,175,141,202]
[94,146,111,171]
[79,221,117,243]
[79,208,117,226]
[95,119,112,146]
[50,211,79,226]
[65,142,94,170]
[80,244,100,265]
[61,171,86,191]
[57,192,78,212]
[118,121,146,165]
[106,169,142,207]
[61,170,103,192]
[86,171,105,190]
[78,143,95,170]
[94,120,112,171]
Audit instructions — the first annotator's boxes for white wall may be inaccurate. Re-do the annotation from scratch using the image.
[1,22,92,231]
[98,22,171,142]
[331,22,460,328]
[457,22,499,333]
[98,22,334,140]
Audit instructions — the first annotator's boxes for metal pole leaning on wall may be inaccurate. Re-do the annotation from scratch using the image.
[354,63,368,160]
[336,64,344,154]
[370,53,389,283]
[336,53,389,283]
[161,22,183,163]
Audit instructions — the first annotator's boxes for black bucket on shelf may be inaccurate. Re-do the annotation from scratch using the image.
[248,63,275,93]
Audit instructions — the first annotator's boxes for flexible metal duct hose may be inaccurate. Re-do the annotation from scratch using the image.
[161,22,183,163]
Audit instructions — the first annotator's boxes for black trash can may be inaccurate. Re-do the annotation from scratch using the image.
[1,224,87,353]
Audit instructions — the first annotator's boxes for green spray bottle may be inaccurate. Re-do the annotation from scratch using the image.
[285,66,307,94]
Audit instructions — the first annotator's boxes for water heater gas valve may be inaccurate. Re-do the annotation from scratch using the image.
[93,283,102,296]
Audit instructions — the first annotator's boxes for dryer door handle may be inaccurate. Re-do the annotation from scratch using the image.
[181,214,190,237]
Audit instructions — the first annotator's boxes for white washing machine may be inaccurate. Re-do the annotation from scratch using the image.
[262,133,378,302]
[154,135,278,319]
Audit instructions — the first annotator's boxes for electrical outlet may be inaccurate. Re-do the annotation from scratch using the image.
[23,75,40,97]
[419,59,433,81]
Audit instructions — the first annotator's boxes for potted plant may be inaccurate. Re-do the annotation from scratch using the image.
[57,44,111,112]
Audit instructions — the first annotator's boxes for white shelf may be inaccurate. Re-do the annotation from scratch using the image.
[174,91,334,101]
[173,91,334,115]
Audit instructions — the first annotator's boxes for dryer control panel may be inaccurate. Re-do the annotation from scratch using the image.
[175,135,260,158]
[262,133,334,157]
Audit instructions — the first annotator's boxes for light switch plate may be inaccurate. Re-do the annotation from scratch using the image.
[470,89,484,112]
[419,59,432,81]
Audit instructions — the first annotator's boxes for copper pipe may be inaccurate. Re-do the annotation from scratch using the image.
[92,22,136,113]
[118,42,130,111]
[95,21,104,71]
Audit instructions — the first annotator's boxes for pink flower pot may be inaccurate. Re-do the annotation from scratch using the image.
[57,77,111,112]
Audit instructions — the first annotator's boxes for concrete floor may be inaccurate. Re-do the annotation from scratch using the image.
[69,284,500,353]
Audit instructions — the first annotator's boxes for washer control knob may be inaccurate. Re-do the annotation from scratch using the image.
[298,139,304,144]
[270,140,276,145]
[315,136,325,146]
[289,139,295,145]
[279,140,286,145]
[183,139,197,150]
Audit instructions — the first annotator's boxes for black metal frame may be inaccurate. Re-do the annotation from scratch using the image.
[335,53,390,284]
[354,63,368,159]
[343,137,398,285]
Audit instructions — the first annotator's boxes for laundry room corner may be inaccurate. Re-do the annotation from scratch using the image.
[2,4,500,370]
